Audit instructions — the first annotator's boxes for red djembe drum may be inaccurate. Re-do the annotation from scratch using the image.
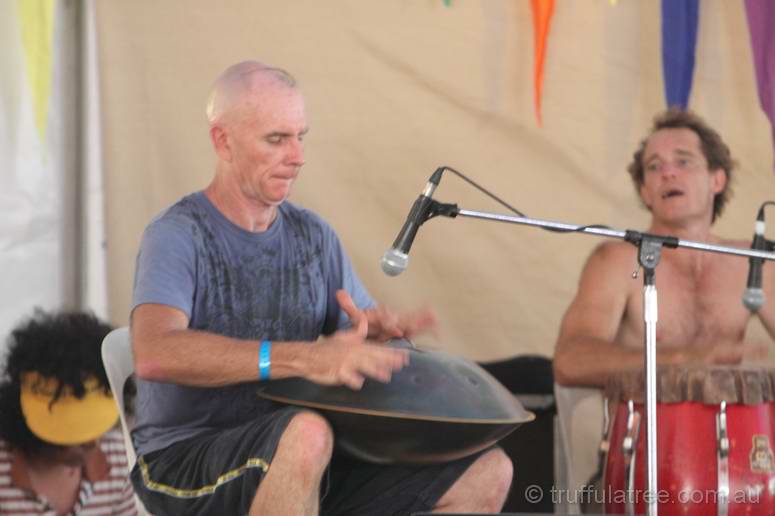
[603,366,775,515]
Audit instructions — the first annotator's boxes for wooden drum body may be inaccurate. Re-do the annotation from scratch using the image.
[604,366,775,516]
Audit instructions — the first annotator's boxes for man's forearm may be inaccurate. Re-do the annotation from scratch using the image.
[133,328,312,387]
[553,338,691,388]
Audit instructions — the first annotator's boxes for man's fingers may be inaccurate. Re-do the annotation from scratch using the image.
[315,332,411,390]
[336,289,362,321]
[335,289,369,338]
[381,349,408,372]
[355,311,368,338]
[358,360,393,383]
[342,371,365,390]
[711,347,744,365]
[708,342,768,365]
[402,307,439,339]
[391,348,410,368]
[379,316,403,338]
[348,347,408,386]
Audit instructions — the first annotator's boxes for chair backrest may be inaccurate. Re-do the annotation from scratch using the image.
[102,327,154,516]
[101,327,137,469]
[553,383,604,515]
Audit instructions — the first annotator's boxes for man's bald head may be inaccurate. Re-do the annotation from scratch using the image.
[206,61,297,126]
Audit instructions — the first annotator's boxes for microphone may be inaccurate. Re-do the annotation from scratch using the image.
[742,208,767,312]
[381,168,444,276]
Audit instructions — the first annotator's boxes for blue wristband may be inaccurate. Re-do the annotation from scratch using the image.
[259,340,271,381]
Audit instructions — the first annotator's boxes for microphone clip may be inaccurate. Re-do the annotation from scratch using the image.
[426,201,459,221]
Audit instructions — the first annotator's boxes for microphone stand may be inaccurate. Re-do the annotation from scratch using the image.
[422,201,775,516]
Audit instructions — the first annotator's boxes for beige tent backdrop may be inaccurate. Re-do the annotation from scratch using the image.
[96,0,774,362]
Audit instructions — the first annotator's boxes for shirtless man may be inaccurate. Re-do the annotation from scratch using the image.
[554,109,775,387]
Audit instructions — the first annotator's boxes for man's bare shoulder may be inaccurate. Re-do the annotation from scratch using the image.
[712,237,755,270]
[585,240,637,268]
[574,240,639,292]
[718,237,752,249]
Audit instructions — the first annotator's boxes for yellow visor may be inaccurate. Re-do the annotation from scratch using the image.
[20,372,119,446]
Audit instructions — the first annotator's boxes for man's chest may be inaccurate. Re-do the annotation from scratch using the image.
[623,256,751,346]
[192,240,331,339]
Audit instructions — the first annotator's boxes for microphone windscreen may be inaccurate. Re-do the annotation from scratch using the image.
[743,288,765,312]
[380,249,409,276]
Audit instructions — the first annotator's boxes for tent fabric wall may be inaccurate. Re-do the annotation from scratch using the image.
[81,0,110,321]
[0,1,81,351]
[95,0,775,362]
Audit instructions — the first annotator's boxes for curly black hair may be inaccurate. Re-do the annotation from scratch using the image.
[0,309,113,454]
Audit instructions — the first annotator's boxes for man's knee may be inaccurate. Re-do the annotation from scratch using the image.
[435,447,514,512]
[280,411,334,468]
[471,448,514,510]
[484,448,514,498]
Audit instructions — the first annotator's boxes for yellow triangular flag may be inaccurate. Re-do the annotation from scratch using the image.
[18,0,55,146]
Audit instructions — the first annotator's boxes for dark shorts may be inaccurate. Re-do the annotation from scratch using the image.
[131,407,484,516]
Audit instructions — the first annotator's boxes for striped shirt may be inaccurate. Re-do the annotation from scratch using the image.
[0,429,137,515]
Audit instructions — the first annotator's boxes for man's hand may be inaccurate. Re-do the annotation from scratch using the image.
[304,305,409,390]
[680,341,769,366]
[335,290,438,342]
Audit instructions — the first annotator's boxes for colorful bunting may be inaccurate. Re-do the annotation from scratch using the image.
[17,0,55,145]
[660,0,699,109]
[530,0,555,126]
[744,0,775,170]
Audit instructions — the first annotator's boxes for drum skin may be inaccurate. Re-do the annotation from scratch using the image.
[256,339,534,464]
[604,367,775,515]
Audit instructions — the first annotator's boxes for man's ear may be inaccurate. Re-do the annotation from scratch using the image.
[210,124,232,162]
[639,182,653,211]
[710,167,727,194]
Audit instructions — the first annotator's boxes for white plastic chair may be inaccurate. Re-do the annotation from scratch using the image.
[102,327,151,515]
[553,383,605,514]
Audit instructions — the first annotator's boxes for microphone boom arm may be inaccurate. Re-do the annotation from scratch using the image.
[434,205,775,262]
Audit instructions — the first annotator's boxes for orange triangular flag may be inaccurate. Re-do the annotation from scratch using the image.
[530,0,555,126]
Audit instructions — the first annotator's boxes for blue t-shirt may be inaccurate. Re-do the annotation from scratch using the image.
[131,192,374,455]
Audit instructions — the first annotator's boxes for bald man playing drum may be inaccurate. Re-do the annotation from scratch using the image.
[129,61,512,516]
[554,109,775,388]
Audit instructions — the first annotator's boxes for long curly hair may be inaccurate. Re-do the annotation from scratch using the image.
[0,309,113,454]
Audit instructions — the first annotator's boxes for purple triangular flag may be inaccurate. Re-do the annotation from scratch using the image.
[661,0,699,109]
[745,0,775,170]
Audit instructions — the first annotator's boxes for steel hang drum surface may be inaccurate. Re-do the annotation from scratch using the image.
[256,338,534,464]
